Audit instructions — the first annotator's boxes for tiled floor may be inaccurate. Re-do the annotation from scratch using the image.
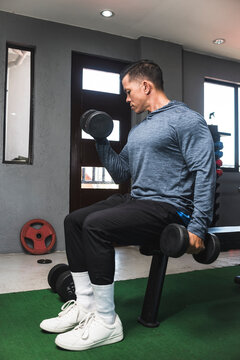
[0,247,240,294]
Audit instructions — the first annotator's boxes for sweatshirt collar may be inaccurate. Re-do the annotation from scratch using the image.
[147,100,186,118]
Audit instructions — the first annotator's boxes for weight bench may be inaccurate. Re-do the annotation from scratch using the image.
[138,225,240,327]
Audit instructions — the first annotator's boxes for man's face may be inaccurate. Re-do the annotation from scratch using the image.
[122,74,147,114]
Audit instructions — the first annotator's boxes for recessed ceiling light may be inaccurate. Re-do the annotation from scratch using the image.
[213,38,225,45]
[100,10,115,18]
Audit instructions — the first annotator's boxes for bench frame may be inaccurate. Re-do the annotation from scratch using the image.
[138,225,240,327]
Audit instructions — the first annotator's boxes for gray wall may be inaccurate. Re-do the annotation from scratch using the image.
[183,51,240,114]
[183,51,240,226]
[0,11,183,253]
[137,37,183,101]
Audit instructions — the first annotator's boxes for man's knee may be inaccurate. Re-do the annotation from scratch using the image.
[64,213,74,230]
[64,210,86,231]
[82,212,106,235]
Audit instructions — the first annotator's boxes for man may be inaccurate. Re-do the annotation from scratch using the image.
[40,60,216,351]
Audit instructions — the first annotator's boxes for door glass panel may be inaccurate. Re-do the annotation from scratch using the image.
[81,167,119,189]
[82,120,120,141]
[82,68,120,94]
[204,81,235,168]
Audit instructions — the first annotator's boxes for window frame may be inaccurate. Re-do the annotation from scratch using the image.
[3,42,35,165]
[204,78,239,172]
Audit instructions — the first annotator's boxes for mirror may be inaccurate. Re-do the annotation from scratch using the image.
[3,44,34,164]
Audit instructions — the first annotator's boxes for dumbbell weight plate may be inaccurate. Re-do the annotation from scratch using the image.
[55,270,76,302]
[160,223,189,258]
[48,263,70,292]
[80,109,96,134]
[88,111,113,139]
[193,233,220,264]
[80,110,113,139]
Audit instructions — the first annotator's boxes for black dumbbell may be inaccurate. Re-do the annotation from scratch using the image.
[48,263,76,301]
[80,109,113,139]
[55,270,76,302]
[48,263,70,292]
[160,223,220,264]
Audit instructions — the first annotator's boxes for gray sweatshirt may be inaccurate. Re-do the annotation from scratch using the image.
[96,101,216,239]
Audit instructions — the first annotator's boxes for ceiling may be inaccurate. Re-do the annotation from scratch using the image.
[1,0,240,62]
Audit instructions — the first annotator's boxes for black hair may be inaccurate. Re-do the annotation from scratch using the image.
[120,59,164,91]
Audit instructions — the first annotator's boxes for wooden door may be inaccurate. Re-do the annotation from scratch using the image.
[70,53,131,211]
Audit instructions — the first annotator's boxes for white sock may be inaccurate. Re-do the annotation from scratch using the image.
[92,282,116,325]
[71,272,95,311]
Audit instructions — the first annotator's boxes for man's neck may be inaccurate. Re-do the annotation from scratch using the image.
[147,91,171,113]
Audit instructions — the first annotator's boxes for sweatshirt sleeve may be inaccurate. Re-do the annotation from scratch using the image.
[95,139,131,184]
[176,113,216,239]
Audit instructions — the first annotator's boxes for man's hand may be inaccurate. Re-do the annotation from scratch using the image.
[186,231,205,254]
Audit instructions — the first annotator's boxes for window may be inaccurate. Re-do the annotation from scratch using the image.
[81,167,118,189]
[82,68,120,94]
[204,79,239,170]
[3,44,34,164]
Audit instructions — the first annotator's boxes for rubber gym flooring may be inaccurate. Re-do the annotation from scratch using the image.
[1,266,240,360]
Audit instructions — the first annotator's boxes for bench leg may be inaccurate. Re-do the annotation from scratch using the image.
[138,252,169,327]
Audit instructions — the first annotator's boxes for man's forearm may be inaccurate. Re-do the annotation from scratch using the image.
[187,169,216,239]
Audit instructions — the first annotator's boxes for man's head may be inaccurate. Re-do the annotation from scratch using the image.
[121,60,164,91]
[121,60,165,114]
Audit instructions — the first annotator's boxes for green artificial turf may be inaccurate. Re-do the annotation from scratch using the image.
[1,265,240,360]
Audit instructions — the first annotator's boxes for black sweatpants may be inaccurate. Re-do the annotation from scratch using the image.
[64,194,183,285]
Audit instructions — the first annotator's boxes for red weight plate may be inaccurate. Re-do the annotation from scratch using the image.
[20,219,56,255]
[216,159,222,167]
[216,169,223,177]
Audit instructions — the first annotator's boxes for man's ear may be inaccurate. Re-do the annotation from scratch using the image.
[142,80,152,95]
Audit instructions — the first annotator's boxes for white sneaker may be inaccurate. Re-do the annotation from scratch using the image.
[40,300,88,333]
[55,312,124,351]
